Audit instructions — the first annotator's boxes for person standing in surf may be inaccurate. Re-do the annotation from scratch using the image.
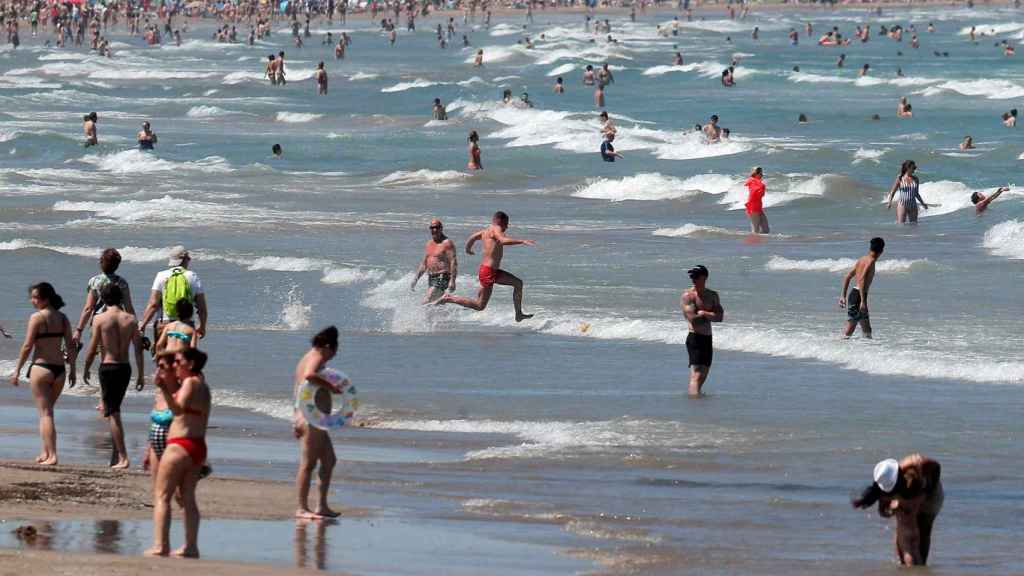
[852,455,943,566]
[680,265,723,397]
[83,112,98,147]
[411,219,458,303]
[137,121,157,150]
[744,167,769,234]
[839,237,884,339]
[886,160,928,224]
[293,326,345,519]
[315,62,328,95]
[467,130,482,170]
[438,211,536,322]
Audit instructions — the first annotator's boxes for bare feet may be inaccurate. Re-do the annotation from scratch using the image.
[144,546,169,557]
[515,312,534,322]
[35,453,47,464]
[295,508,321,520]
[111,458,130,470]
[314,506,340,518]
[172,546,200,558]
[39,456,57,466]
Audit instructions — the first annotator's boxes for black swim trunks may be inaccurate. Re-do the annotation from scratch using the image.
[847,288,869,322]
[428,272,451,290]
[686,332,713,367]
[99,363,132,417]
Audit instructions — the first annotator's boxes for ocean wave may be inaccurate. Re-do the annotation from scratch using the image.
[852,148,888,164]
[463,45,524,64]
[348,71,380,81]
[0,239,183,262]
[918,79,1024,100]
[983,220,1024,260]
[765,256,937,273]
[78,150,234,174]
[378,169,469,186]
[275,111,324,123]
[958,22,1024,36]
[573,173,733,202]
[546,63,576,77]
[381,78,442,93]
[186,105,230,118]
[652,224,747,238]
[321,267,386,285]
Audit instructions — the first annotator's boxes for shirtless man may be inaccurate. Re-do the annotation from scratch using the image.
[680,265,724,397]
[703,115,722,143]
[265,54,278,85]
[852,454,943,566]
[438,211,535,322]
[293,326,344,519]
[474,48,483,66]
[83,284,145,469]
[315,62,328,95]
[839,237,884,339]
[411,219,457,303]
[971,186,1008,214]
[83,112,98,146]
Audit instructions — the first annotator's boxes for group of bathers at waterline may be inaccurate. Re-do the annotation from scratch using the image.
[9,246,211,557]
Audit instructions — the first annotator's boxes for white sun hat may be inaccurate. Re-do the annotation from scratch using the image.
[873,459,899,493]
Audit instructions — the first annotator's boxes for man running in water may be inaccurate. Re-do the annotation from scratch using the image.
[411,219,457,303]
[839,237,884,338]
[83,284,145,469]
[438,211,535,322]
[681,265,723,397]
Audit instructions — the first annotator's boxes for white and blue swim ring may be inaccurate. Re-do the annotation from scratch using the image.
[296,368,359,430]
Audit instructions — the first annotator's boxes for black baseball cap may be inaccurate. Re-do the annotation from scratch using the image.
[687,265,709,279]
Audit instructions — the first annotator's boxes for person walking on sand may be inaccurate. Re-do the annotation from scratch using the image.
[852,454,943,566]
[438,211,536,322]
[680,265,723,397]
[293,326,345,519]
[839,237,884,339]
[467,130,483,170]
[82,284,145,469]
[139,247,207,347]
[411,219,457,303]
[745,166,769,233]
[146,348,210,558]
[886,160,929,224]
[10,282,76,466]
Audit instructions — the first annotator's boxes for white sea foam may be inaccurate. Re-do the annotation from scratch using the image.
[245,256,332,272]
[918,79,1024,100]
[789,72,854,84]
[275,111,324,123]
[78,150,234,174]
[489,23,522,37]
[652,224,747,238]
[852,148,888,164]
[546,63,575,77]
[573,173,734,202]
[983,220,1024,260]
[321,267,386,285]
[186,105,230,118]
[0,239,180,262]
[765,256,936,273]
[278,286,312,330]
[958,22,1024,36]
[464,45,524,64]
[378,169,469,186]
[348,71,380,81]
[381,78,442,92]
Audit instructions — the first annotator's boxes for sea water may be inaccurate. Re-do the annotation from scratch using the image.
[1,6,1023,573]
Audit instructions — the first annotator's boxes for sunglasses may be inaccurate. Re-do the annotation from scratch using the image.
[429,225,442,230]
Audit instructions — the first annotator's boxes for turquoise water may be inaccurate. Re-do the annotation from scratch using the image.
[1,6,1023,573]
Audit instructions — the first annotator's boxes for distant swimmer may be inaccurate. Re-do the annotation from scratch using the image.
[583,64,595,86]
[335,38,345,59]
[859,63,870,77]
[411,219,457,303]
[673,51,683,65]
[554,76,564,93]
[681,265,723,397]
[839,237,884,339]
[887,160,928,224]
[897,96,913,117]
[388,28,397,46]
[852,455,943,566]
[798,113,809,124]
[594,83,605,108]
[960,136,974,150]
[600,132,623,162]
[752,27,759,40]
[789,28,798,45]
[836,53,845,68]
[703,114,721,143]
[721,67,735,87]
[438,211,535,322]
[432,98,448,120]
[745,167,769,233]
[598,63,614,87]
[272,143,283,158]
[474,49,483,66]
[137,121,157,150]
[599,110,616,138]
[467,130,482,170]
[83,112,98,147]
[277,51,287,85]
[971,186,1009,215]
[265,54,278,85]
[315,62,327,95]
[1002,108,1017,127]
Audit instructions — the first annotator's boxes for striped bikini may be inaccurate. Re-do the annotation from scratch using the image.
[895,177,919,208]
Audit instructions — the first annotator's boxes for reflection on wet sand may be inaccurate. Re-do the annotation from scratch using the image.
[294,518,331,570]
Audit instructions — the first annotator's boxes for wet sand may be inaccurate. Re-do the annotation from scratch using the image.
[0,548,335,576]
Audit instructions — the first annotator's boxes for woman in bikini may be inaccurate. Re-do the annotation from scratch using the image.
[467,130,482,170]
[155,299,197,354]
[10,282,76,466]
[147,348,210,558]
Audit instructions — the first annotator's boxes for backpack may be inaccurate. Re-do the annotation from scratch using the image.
[162,267,192,319]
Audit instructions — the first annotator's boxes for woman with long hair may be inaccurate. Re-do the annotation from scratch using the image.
[744,167,770,234]
[10,283,76,465]
[886,160,929,224]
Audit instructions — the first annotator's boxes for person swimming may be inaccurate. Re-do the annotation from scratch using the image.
[137,121,157,150]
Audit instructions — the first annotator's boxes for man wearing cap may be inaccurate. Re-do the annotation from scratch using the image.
[139,247,207,345]
[852,454,943,566]
[680,265,724,397]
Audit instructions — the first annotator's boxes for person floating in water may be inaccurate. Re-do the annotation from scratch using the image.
[852,455,943,567]
[438,211,535,322]
[971,186,1008,215]
[839,237,884,339]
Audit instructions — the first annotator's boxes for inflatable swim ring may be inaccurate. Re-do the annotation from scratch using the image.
[295,368,358,430]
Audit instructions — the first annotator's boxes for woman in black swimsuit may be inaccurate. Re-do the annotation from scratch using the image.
[10,282,77,465]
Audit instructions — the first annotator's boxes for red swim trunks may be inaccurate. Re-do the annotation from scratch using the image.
[478,265,499,288]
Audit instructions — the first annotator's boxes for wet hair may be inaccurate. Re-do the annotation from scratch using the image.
[493,210,509,225]
[599,111,608,119]
[899,160,916,176]
[792,65,800,72]
[177,347,208,373]
[695,124,702,131]
[434,98,441,105]
[798,113,808,123]
[710,114,719,122]
[1012,109,1019,117]
[312,325,339,350]
[556,77,563,83]
[871,114,881,121]
[971,192,983,205]
[30,282,65,310]
[100,248,122,274]
[468,130,479,142]
[89,112,97,121]
[100,283,123,307]
[722,128,731,137]
[272,143,282,155]
[870,237,885,255]
[175,299,194,321]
